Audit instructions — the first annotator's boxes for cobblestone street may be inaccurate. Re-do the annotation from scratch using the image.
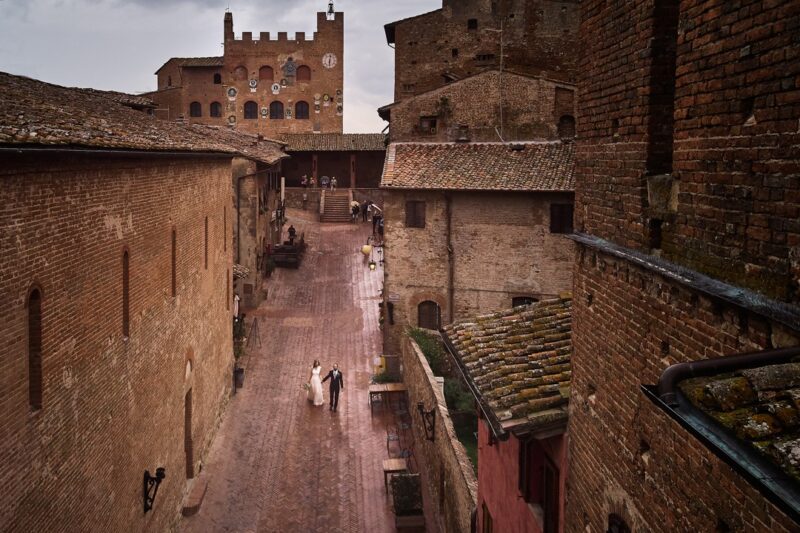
[180,210,398,533]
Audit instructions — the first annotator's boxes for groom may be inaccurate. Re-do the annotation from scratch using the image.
[322,363,344,412]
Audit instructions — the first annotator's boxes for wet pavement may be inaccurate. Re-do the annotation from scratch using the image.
[180,210,403,533]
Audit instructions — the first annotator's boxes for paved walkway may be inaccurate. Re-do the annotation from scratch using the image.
[180,210,399,533]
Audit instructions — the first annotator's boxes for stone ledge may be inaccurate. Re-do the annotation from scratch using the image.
[181,473,209,517]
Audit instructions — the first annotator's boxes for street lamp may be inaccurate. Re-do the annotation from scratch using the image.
[143,467,166,512]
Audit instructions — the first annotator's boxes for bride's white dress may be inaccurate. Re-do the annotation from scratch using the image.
[309,366,324,406]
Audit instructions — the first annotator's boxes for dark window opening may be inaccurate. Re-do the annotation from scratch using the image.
[419,116,437,135]
[28,288,43,411]
[270,101,284,119]
[468,18,478,30]
[646,0,679,175]
[405,200,426,228]
[213,73,222,84]
[122,251,130,337]
[189,101,202,118]
[296,101,310,120]
[418,300,440,330]
[649,218,663,249]
[402,83,416,92]
[608,514,631,533]
[171,229,177,297]
[210,102,222,118]
[259,66,274,80]
[741,96,755,122]
[296,65,311,82]
[558,115,576,139]
[512,296,538,307]
[452,48,459,58]
[542,458,560,533]
[244,101,258,119]
[167,75,172,87]
[550,203,574,234]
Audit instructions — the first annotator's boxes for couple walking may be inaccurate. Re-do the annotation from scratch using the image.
[308,360,344,412]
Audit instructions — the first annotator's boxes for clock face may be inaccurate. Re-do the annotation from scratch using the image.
[322,53,337,69]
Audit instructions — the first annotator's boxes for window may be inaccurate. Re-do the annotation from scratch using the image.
[418,117,437,135]
[167,75,172,87]
[213,73,222,84]
[405,200,426,228]
[259,66,274,81]
[270,101,284,119]
[558,115,576,139]
[512,296,538,307]
[542,458,560,533]
[204,217,209,270]
[28,287,43,411]
[482,502,493,533]
[608,514,631,533]
[468,18,478,30]
[418,301,440,330]
[452,48,459,58]
[295,101,310,120]
[122,251,130,337]
[233,65,248,81]
[171,229,177,297]
[210,102,222,118]
[296,65,311,81]
[550,203,574,234]
[244,101,258,119]
[402,83,416,92]
[189,101,202,117]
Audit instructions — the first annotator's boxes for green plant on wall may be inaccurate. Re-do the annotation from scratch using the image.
[391,473,423,516]
[407,327,447,376]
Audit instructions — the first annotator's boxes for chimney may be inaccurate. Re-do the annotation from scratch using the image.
[224,12,234,41]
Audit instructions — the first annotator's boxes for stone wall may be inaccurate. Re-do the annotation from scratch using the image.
[0,152,234,532]
[401,334,477,533]
[383,190,574,354]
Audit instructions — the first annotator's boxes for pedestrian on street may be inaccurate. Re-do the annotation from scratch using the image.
[307,360,324,406]
[288,224,297,245]
[350,200,360,222]
[361,200,369,222]
[321,363,344,412]
[330,176,337,193]
[301,174,308,188]
[321,175,330,189]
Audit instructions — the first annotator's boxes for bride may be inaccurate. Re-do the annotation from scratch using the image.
[308,360,324,406]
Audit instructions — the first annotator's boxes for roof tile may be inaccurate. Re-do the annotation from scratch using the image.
[278,133,386,152]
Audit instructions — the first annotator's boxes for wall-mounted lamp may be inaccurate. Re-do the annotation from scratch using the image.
[417,402,436,441]
[143,467,166,513]
[369,259,377,271]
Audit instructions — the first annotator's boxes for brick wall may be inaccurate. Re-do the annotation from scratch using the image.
[567,247,799,532]
[392,0,580,102]
[382,190,574,354]
[400,335,477,532]
[0,152,234,532]
[388,71,576,143]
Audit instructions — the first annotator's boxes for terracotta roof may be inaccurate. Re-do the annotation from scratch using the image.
[381,142,575,191]
[278,133,386,152]
[189,125,287,165]
[443,297,572,433]
[75,88,156,110]
[0,71,240,155]
[155,56,224,73]
[680,363,800,485]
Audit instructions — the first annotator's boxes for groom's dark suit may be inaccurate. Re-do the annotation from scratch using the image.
[322,369,344,411]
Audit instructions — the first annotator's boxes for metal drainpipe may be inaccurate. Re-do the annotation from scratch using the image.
[657,345,800,407]
[446,194,454,323]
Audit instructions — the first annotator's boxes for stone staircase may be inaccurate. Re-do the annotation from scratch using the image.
[320,192,352,223]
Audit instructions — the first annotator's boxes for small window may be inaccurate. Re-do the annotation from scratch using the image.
[468,18,478,30]
[418,300,440,330]
[171,229,177,297]
[550,203,574,234]
[418,117,437,135]
[167,75,172,87]
[405,200,426,228]
[296,101,310,120]
[608,514,631,533]
[28,287,43,411]
[259,66,274,81]
[512,296,538,307]
[482,502,493,533]
[233,65,248,81]
[558,115,576,139]
[296,65,311,82]
[213,73,222,84]
[244,101,258,119]
[122,251,130,336]
[542,458,560,533]
[210,102,222,118]
[270,101,284,119]
[452,48,459,58]
[189,101,202,118]
[402,83,416,92]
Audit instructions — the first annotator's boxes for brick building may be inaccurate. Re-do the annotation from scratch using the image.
[278,133,386,188]
[378,70,577,143]
[380,142,575,355]
[384,0,580,103]
[0,72,244,532]
[148,9,344,136]
[567,1,800,531]
[444,297,572,533]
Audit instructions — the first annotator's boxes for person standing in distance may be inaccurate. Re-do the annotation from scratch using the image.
[322,363,344,412]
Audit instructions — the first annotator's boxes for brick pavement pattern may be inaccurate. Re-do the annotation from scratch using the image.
[180,210,396,533]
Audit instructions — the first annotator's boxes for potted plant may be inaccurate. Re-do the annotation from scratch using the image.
[390,473,424,528]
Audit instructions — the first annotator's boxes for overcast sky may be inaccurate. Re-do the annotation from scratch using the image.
[0,0,439,132]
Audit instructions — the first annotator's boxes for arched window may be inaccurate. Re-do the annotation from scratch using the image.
[296,65,311,82]
[295,101,310,120]
[270,101,284,119]
[122,251,130,337]
[28,287,43,410]
[189,101,202,118]
[259,66,274,81]
[244,101,258,119]
[233,65,248,81]
[210,102,222,118]
[213,73,222,84]
[418,301,441,330]
[558,115,576,139]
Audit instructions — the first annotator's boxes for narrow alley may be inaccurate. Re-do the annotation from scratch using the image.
[181,210,396,533]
